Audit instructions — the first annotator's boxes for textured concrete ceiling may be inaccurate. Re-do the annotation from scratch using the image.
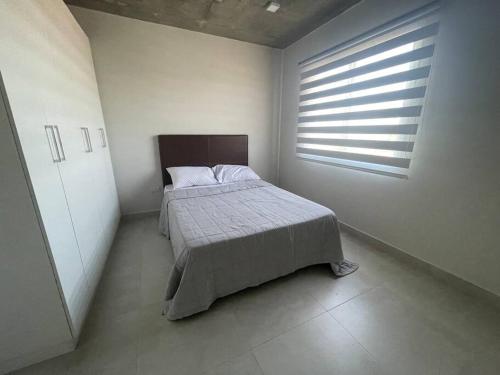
[64,0,362,48]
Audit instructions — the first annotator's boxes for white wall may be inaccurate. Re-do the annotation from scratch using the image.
[278,0,500,296]
[69,6,282,215]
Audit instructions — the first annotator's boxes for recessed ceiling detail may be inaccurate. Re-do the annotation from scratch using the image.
[64,0,362,48]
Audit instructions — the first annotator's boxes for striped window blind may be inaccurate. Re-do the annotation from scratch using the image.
[296,2,440,178]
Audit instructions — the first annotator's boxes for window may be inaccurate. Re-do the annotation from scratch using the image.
[296,2,440,178]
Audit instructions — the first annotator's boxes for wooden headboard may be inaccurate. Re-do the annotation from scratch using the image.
[158,135,248,186]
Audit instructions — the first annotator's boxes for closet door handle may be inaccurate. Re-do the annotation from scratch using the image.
[81,127,93,153]
[80,128,88,152]
[85,128,93,152]
[98,128,106,148]
[54,126,66,161]
[45,125,61,163]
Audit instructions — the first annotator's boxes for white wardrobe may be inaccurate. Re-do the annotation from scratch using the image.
[0,1,120,373]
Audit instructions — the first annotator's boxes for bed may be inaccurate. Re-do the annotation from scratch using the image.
[158,135,358,320]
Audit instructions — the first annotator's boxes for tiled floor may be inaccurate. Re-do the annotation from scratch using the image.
[13,214,500,375]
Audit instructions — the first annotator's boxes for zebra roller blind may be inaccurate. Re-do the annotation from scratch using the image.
[296,2,440,177]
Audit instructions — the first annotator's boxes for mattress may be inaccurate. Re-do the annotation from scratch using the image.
[159,180,358,319]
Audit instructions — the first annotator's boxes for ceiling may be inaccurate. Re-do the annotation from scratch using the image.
[64,0,362,48]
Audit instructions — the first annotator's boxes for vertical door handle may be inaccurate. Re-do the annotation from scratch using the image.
[45,125,61,163]
[54,125,66,161]
[98,128,107,148]
[81,127,93,153]
[80,128,88,152]
[86,128,93,152]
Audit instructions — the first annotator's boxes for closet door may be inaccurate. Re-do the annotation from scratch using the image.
[74,15,120,234]
[0,1,88,334]
[94,126,120,232]
[84,127,113,290]
[65,7,112,293]
[77,34,112,290]
[87,88,120,267]
[62,4,120,288]
[42,2,105,310]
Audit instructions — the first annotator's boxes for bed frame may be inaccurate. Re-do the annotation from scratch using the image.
[158,135,248,186]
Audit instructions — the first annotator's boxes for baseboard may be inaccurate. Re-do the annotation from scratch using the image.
[0,338,75,375]
[339,221,500,310]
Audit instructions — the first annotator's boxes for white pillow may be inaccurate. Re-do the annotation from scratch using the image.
[166,166,218,190]
[212,164,260,184]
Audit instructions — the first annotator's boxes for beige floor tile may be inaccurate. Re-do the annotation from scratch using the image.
[8,354,69,375]
[66,341,137,375]
[228,274,325,347]
[79,307,142,349]
[137,303,251,375]
[330,287,474,375]
[456,345,500,375]
[290,264,379,310]
[203,353,263,375]
[253,312,381,375]
[140,279,168,307]
[382,270,500,350]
